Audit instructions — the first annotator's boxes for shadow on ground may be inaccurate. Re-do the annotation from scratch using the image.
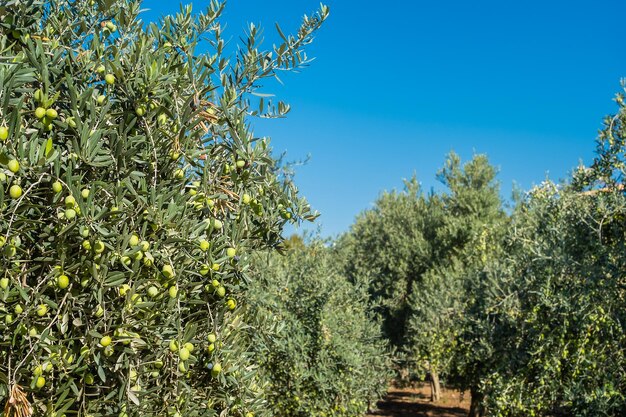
[368,386,469,417]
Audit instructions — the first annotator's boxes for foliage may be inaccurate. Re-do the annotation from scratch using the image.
[249,240,391,417]
[337,177,434,349]
[0,1,326,416]
[461,181,625,416]
[406,153,505,383]
[337,153,505,392]
[459,85,626,417]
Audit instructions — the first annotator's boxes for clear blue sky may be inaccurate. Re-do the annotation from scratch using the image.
[142,0,626,237]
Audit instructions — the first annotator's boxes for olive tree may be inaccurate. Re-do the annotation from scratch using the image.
[457,83,626,417]
[248,240,391,417]
[338,178,434,349]
[0,1,326,416]
[404,153,505,401]
[338,153,505,402]
[465,181,626,417]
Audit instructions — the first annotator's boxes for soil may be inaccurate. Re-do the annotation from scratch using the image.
[367,384,471,417]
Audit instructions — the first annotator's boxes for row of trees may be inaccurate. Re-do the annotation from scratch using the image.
[235,84,626,417]
[332,84,626,416]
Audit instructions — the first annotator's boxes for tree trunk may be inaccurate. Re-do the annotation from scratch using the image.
[429,363,441,402]
[468,387,485,417]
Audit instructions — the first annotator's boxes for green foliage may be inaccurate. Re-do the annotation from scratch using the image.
[406,153,505,381]
[465,182,626,416]
[460,85,626,417]
[337,177,434,349]
[249,240,391,417]
[0,1,326,416]
[337,153,505,390]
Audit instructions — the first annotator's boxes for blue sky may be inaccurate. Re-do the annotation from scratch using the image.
[142,0,626,237]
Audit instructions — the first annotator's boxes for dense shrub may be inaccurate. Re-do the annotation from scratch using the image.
[249,239,391,417]
[458,85,626,417]
[484,184,625,416]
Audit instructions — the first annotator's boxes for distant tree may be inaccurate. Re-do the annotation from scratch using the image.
[248,241,391,417]
[338,177,433,349]
[405,153,506,402]
[338,153,505,403]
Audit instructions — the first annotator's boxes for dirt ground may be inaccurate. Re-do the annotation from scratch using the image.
[367,384,471,417]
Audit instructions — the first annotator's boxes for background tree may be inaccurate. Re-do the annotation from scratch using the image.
[248,240,391,417]
[404,153,505,401]
[0,1,327,416]
[337,153,505,402]
[464,181,626,416]
[338,177,433,349]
